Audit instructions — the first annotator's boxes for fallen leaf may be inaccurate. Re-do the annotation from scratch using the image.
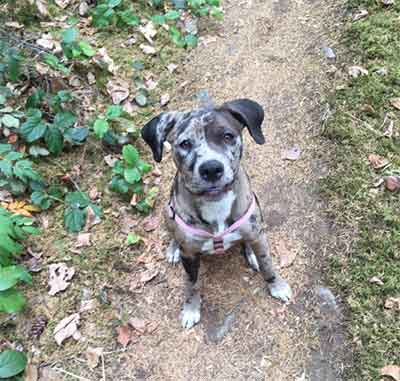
[93,48,118,74]
[128,317,147,334]
[381,0,395,5]
[352,9,368,21]
[383,120,394,137]
[160,93,170,107]
[76,233,91,248]
[116,324,133,347]
[167,63,178,73]
[87,72,96,84]
[24,363,38,381]
[48,263,75,296]
[138,22,157,44]
[79,1,89,16]
[368,154,390,169]
[85,347,103,369]
[28,257,43,273]
[106,80,130,104]
[53,313,81,345]
[390,98,400,110]
[88,186,100,200]
[55,0,70,8]
[380,365,400,381]
[35,0,49,16]
[80,298,98,312]
[384,176,400,192]
[145,78,158,90]
[369,276,384,285]
[146,321,159,333]
[104,154,118,168]
[384,297,400,310]
[143,216,159,232]
[276,241,297,268]
[348,65,368,78]
[38,368,59,381]
[282,145,301,161]
[85,206,101,231]
[36,37,54,50]
[130,193,138,207]
[5,21,24,29]
[2,200,41,217]
[140,44,157,55]
[140,266,159,284]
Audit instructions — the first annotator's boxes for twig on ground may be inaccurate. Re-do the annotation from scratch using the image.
[101,353,106,381]
[52,367,93,381]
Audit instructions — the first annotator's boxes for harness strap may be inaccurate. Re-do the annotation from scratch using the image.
[169,195,256,255]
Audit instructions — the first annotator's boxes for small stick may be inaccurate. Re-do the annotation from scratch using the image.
[101,354,106,381]
[52,367,93,381]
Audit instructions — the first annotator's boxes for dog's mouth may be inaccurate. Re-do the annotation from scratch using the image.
[199,182,234,197]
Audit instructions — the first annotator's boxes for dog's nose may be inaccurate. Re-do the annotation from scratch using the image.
[199,160,224,182]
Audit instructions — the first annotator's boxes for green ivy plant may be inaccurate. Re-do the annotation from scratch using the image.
[0,350,27,379]
[91,0,140,28]
[0,207,39,313]
[0,144,43,196]
[19,90,88,155]
[110,144,158,212]
[61,27,96,61]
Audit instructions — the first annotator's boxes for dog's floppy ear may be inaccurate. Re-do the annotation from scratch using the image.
[220,99,265,144]
[141,112,181,162]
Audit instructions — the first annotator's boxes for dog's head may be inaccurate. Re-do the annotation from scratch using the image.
[141,99,265,197]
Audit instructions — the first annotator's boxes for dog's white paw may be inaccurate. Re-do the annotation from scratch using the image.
[245,247,260,272]
[166,241,181,265]
[268,276,292,303]
[181,299,201,329]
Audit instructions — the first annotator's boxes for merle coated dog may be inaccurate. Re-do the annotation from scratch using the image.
[141,99,292,328]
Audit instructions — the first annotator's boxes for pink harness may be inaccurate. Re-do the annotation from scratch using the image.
[169,195,256,255]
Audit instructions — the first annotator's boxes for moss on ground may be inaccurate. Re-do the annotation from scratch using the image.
[323,1,400,379]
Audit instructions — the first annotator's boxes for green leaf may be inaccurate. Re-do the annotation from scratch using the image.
[64,127,88,143]
[65,191,90,208]
[210,6,224,20]
[0,266,31,291]
[0,350,27,377]
[28,145,50,157]
[165,10,180,20]
[0,289,26,313]
[78,41,96,57]
[67,16,80,25]
[42,54,70,75]
[151,14,166,24]
[0,95,6,105]
[131,60,145,71]
[137,160,152,174]
[57,90,73,103]
[62,28,78,44]
[124,167,141,183]
[0,144,12,155]
[126,233,140,245]
[184,34,198,48]
[135,93,147,107]
[0,160,13,177]
[108,0,122,7]
[45,127,64,155]
[105,105,123,120]
[117,9,140,26]
[26,90,45,109]
[4,152,23,162]
[1,115,19,128]
[31,191,52,210]
[13,160,41,182]
[110,176,129,193]
[64,206,86,232]
[169,26,185,48]
[93,119,109,139]
[122,144,139,166]
[54,111,77,130]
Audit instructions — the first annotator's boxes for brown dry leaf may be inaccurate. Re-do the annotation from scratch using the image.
[106,80,130,104]
[54,0,70,8]
[146,321,159,333]
[24,363,38,381]
[352,9,368,21]
[104,154,118,168]
[368,154,390,170]
[384,176,400,192]
[143,216,159,232]
[282,145,301,161]
[36,37,55,50]
[48,263,75,296]
[140,266,159,284]
[116,324,133,347]
[88,186,100,200]
[390,98,400,110]
[2,200,41,217]
[140,44,157,55]
[85,347,103,369]
[38,368,59,381]
[384,297,400,310]
[85,206,101,231]
[53,313,81,345]
[348,65,368,78]
[76,233,91,248]
[128,317,147,334]
[381,0,395,5]
[167,63,178,73]
[369,276,384,285]
[380,365,400,381]
[160,93,170,107]
[93,48,118,74]
[35,0,50,16]
[130,193,138,207]
[276,241,297,268]
[5,21,24,29]
[79,298,98,312]
[138,22,157,44]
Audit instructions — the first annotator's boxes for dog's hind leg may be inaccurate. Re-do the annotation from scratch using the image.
[165,239,181,264]
[242,243,260,272]
[249,233,292,303]
[180,254,201,329]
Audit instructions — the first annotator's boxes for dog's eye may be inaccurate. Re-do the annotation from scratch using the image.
[179,140,192,150]
[223,133,234,143]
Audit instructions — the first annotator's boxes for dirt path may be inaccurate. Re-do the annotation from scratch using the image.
[110,1,343,380]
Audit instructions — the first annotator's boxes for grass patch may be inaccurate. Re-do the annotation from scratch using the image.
[323,1,400,379]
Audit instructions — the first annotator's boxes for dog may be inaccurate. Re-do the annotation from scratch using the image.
[141,98,292,329]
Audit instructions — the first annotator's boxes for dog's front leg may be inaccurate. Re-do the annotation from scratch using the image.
[180,254,201,329]
[249,233,292,303]
[166,239,181,264]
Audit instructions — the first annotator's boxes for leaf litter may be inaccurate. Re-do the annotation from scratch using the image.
[48,263,75,296]
[53,313,81,345]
